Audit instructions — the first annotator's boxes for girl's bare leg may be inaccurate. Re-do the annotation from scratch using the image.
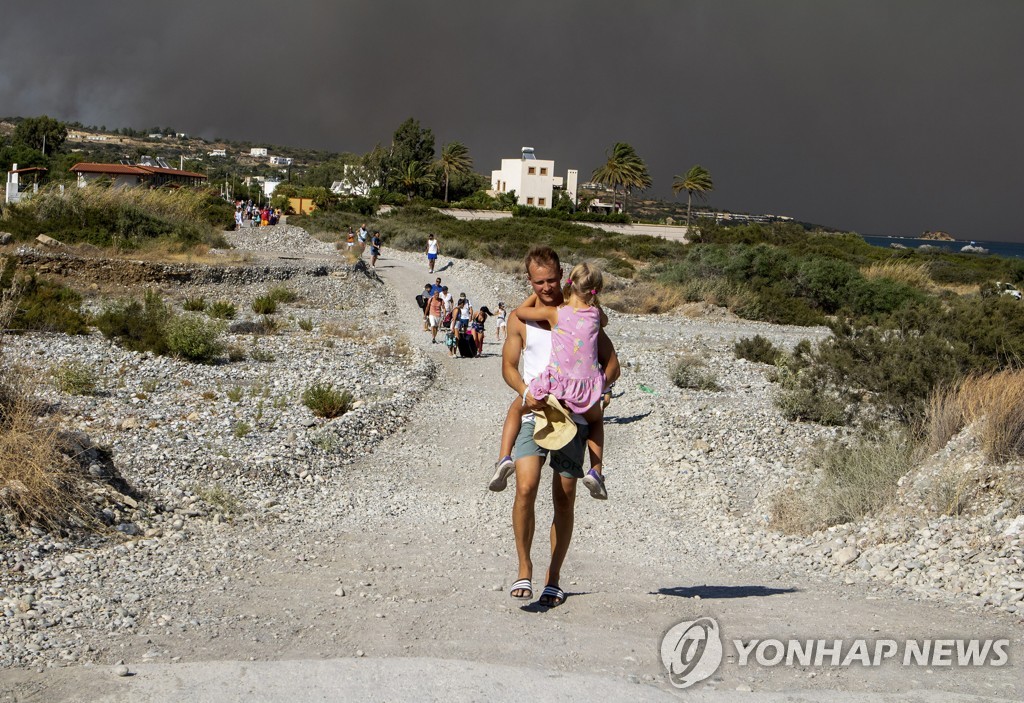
[499,396,531,459]
[583,404,604,477]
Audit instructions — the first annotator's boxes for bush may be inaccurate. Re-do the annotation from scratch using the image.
[50,361,98,395]
[770,431,916,533]
[0,259,90,335]
[94,289,172,355]
[670,356,721,391]
[0,184,229,249]
[775,382,849,426]
[298,317,314,332]
[302,383,352,418]
[734,335,781,365]
[207,300,237,320]
[183,296,207,312]
[267,286,299,304]
[252,295,277,315]
[164,314,225,364]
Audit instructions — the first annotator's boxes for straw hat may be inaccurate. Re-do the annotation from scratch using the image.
[533,396,577,450]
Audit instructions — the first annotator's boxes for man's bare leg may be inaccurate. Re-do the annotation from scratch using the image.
[542,471,577,605]
[511,456,542,597]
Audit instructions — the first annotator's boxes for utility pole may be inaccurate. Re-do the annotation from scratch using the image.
[41,134,46,156]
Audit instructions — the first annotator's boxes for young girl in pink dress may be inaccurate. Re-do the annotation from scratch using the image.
[489,262,609,499]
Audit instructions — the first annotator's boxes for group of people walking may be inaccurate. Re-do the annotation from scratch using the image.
[416,276,507,358]
[233,200,280,229]
[346,223,383,267]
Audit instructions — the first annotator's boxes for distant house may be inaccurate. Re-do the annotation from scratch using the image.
[330,164,378,197]
[5,164,48,204]
[148,133,164,139]
[69,162,207,189]
[490,147,576,209]
[269,156,293,166]
[250,147,268,157]
[208,149,227,157]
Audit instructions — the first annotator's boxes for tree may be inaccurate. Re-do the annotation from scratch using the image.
[672,165,715,230]
[436,141,473,203]
[13,115,68,156]
[387,118,435,193]
[397,160,436,200]
[591,142,649,215]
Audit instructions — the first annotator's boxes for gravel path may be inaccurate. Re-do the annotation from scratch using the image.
[0,231,1021,700]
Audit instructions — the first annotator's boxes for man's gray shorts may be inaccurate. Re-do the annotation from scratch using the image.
[512,420,589,479]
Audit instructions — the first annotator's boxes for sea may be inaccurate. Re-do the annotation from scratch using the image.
[861,236,1024,260]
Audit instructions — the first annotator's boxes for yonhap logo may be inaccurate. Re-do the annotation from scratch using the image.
[661,617,724,689]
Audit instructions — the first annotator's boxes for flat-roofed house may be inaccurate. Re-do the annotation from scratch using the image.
[490,147,572,209]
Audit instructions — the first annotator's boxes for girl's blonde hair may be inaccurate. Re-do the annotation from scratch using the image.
[563,262,604,305]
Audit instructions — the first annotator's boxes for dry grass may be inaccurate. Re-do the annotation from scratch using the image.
[861,260,934,290]
[676,277,758,311]
[770,432,916,533]
[484,258,524,277]
[0,378,91,530]
[925,371,1024,461]
[603,281,683,314]
[320,321,371,343]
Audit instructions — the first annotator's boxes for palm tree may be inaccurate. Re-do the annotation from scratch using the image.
[592,142,651,215]
[672,165,714,229]
[436,142,473,203]
[398,160,436,201]
[591,142,632,213]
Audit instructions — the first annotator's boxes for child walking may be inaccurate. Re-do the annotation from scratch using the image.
[488,262,609,499]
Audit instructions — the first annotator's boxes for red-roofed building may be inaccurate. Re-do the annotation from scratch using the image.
[69,163,207,189]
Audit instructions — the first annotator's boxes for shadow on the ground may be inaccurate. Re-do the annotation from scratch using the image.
[653,585,798,599]
[605,411,651,425]
[519,589,589,613]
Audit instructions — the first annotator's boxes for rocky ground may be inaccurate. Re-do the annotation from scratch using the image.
[0,227,1021,700]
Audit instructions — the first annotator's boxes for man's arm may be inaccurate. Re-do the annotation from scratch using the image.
[597,329,620,387]
[502,313,545,411]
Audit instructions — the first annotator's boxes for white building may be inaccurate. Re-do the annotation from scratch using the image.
[490,147,572,209]
[330,164,377,197]
[269,156,293,166]
[250,147,268,157]
[208,149,226,157]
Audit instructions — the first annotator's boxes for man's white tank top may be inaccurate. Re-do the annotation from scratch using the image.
[522,321,551,384]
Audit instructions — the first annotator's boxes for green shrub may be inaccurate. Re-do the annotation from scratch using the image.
[207,300,237,320]
[0,260,90,335]
[0,184,229,249]
[183,296,207,312]
[775,382,849,426]
[94,289,171,355]
[164,314,225,363]
[226,344,246,362]
[232,421,252,438]
[267,286,299,304]
[250,347,276,363]
[227,386,243,403]
[50,361,98,395]
[670,356,721,391]
[297,317,314,332]
[302,383,353,418]
[252,295,277,315]
[734,335,782,365]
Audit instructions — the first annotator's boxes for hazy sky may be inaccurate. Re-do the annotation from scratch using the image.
[3,1,1022,241]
